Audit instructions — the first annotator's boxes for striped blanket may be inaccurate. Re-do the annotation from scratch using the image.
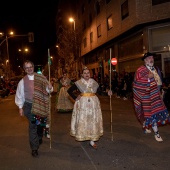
[31,73,50,118]
[133,65,169,127]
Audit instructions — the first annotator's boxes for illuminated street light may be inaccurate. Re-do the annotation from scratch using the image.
[69,17,80,79]
[69,17,75,31]
[18,48,29,52]
[0,31,32,79]
[18,48,29,62]
[25,48,28,52]
[0,31,14,79]
[6,60,9,66]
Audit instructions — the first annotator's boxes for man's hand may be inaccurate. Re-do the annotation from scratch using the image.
[48,83,52,90]
[108,90,112,96]
[19,108,24,116]
[148,71,154,79]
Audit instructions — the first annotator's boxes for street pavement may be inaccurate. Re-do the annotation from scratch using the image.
[0,94,170,170]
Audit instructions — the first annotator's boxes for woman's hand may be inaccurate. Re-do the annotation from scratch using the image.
[76,95,81,101]
[108,90,112,96]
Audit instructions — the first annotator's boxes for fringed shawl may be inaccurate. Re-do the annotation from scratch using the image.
[31,73,50,117]
[75,78,99,93]
[133,65,167,122]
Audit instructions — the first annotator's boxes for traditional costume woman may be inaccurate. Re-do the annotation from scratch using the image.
[55,74,74,112]
[67,72,103,148]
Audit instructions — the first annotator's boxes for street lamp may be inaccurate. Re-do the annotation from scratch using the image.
[69,18,75,31]
[0,31,13,79]
[0,31,33,79]
[18,48,29,62]
[68,17,82,79]
[6,60,9,66]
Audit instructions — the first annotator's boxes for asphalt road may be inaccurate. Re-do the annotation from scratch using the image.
[0,94,170,170]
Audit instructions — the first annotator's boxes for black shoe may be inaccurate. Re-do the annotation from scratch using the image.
[39,139,43,145]
[32,150,38,157]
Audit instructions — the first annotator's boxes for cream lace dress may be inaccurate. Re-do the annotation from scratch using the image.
[70,78,103,141]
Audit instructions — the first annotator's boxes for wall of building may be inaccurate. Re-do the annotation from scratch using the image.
[76,0,170,80]
[79,0,170,56]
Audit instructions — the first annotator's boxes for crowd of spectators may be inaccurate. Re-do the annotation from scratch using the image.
[0,77,18,98]
[92,71,134,100]
[162,78,170,110]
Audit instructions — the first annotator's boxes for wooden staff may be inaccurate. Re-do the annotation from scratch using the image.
[109,48,113,141]
[48,48,52,148]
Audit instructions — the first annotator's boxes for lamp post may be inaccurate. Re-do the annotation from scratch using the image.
[0,32,13,79]
[69,18,75,31]
[0,31,33,79]
[6,35,11,79]
[69,17,79,79]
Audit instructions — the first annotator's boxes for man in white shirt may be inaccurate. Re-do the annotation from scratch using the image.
[15,60,53,157]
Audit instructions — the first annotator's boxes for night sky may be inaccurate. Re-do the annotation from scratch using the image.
[0,1,60,66]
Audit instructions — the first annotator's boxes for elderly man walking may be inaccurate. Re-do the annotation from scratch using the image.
[133,52,170,142]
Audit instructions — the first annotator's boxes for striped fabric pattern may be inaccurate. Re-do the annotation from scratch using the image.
[133,65,168,125]
[31,73,50,118]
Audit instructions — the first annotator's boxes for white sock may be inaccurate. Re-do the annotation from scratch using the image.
[152,125,158,133]
[90,141,95,145]
[152,124,160,137]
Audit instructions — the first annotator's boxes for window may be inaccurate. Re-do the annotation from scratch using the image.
[121,0,129,20]
[90,32,93,43]
[149,25,170,52]
[118,32,143,58]
[96,1,100,15]
[107,15,113,30]
[152,0,170,6]
[97,25,101,37]
[83,37,87,48]
[84,54,98,65]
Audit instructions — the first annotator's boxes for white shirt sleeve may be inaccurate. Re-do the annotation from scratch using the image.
[15,79,25,109]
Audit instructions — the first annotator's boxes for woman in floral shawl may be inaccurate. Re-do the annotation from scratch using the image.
[67,67,111,149]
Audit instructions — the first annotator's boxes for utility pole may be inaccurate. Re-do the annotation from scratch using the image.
[0,32,34,79]
[5,35,10,79]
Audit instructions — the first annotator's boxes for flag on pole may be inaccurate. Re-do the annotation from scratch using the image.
[48,48,51,65]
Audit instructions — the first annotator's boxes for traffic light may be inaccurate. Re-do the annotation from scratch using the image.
[28,32,34,42]
[37,67,42,74]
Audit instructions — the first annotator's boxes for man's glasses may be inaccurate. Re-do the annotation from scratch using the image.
[24,66,33,70]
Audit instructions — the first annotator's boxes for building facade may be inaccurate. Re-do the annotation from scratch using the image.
[75,0,170,81]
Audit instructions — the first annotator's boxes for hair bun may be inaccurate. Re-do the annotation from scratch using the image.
[83,66,88,70]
